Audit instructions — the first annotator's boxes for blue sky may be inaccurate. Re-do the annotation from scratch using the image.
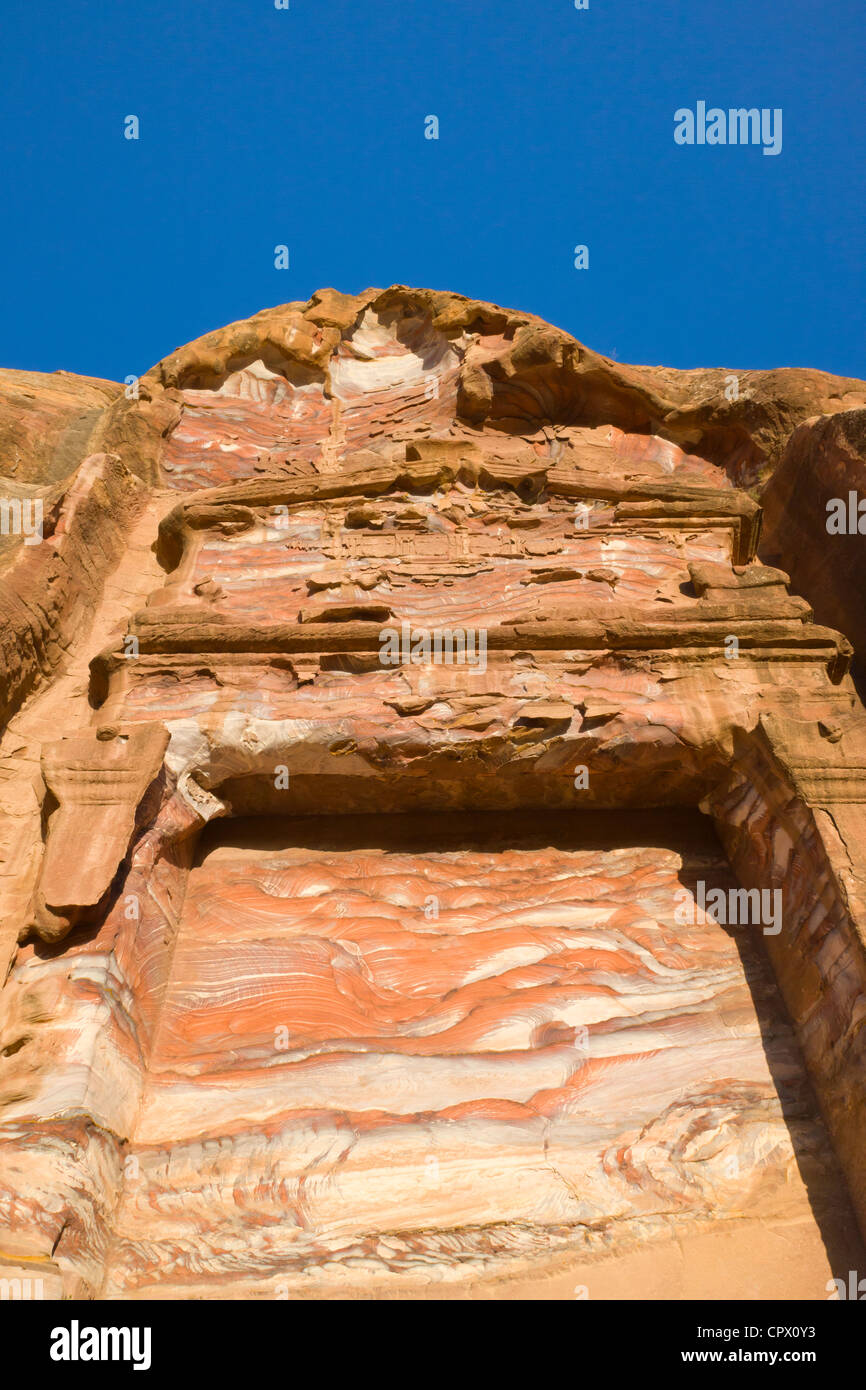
[1,0,863,381]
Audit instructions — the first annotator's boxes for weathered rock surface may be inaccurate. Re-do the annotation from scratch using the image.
[148,287,866,488]
[1,287,866,1300]
[95,815,856,1297]
[0,367,121,491]
[762,410,866,668]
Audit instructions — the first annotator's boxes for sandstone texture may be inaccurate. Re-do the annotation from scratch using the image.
[1,286,865,1300]
[762,410,866,669]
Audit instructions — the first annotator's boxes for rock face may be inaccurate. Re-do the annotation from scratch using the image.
[762,410,866,671]
[1,286,866,1300]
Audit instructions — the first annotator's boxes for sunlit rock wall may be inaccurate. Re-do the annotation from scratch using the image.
[1,286,866,1300]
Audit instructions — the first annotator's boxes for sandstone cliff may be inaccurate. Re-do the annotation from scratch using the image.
[1,288,865,1301]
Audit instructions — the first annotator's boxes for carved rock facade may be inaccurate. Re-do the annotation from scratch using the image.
[1,287,866,1299]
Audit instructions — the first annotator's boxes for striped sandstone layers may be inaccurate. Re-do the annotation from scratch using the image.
[1,287,866,1299]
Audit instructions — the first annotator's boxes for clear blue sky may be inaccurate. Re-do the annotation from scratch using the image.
[1,0,863,382]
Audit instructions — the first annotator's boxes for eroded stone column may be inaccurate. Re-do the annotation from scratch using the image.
[32,724,169,941]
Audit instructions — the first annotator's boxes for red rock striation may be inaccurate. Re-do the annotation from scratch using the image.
[1,287,866,1299]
